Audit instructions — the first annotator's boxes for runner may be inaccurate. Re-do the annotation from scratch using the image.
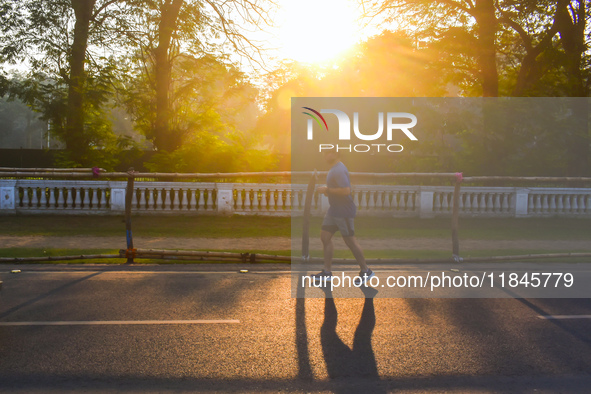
[312,150,374,286]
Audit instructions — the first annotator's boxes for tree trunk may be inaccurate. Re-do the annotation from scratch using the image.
[556,0,587,96]
[66,0,96,164]
[512,51,544,96]
[153,0,184,152]
[555,0,589,176]
[511,25,558,97]
[474,0,498,97]
[505,3,561,97]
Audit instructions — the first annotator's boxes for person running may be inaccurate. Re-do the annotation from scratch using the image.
[312,150,374,286]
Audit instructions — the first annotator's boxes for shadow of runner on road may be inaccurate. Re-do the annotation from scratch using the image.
[320,286,386,393]
[295,274,313,380]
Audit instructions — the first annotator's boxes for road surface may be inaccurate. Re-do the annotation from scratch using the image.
[1,264,591,393]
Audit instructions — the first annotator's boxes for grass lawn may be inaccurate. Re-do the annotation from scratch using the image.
[0,215,290,238]
[0,215,590,240]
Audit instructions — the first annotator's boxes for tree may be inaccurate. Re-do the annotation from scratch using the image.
[255,31,449,154]
[124,50,263,156]
[360,0,590,176]
[555,0,588,96]
[362,0,500,96]
[124,0,275,152]
[66,0,96,160]
[0,0,133,166]
[361,0,590,98]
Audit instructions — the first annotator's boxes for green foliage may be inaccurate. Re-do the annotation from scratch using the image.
[0,0,138,168]
[257,28,591,176]
[123,53,255,147]
[362,0,590,97]
[2,0,589,175]
[5,67,136,169]
[145,130,277,173]
[123,48,271,172]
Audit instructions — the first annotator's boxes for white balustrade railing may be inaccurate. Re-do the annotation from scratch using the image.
[232,183,312,215]
[352,186,419,216]
[429,187,515,217]
[0,179,589,217]
[5,180,112,214]
[527,189,591,216]
[131,182,217,213]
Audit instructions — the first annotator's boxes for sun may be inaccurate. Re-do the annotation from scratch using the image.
[278,0,359,64]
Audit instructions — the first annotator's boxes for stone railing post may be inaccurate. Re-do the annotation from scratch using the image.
[109,181,127,213]
[419,190,435,218]
[0,180,16,215]
[216,183,234,214]
[514,188,529,217]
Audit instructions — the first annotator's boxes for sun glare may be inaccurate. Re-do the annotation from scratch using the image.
[278,0,359,64]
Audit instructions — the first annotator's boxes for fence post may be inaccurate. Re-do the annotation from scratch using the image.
[451,173,462,261]
[216,183,234,214]
[419,190,435,218]
[0,180,16,215]
[515,189,529,217]
[124,169,135,264]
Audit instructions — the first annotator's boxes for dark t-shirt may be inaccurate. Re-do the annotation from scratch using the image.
[326,161,356,218]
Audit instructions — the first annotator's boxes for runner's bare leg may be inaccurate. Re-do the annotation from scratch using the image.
[321,230,334,272]
[343,236,368,272]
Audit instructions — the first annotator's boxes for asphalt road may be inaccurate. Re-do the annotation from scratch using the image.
[1,264,591,393]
